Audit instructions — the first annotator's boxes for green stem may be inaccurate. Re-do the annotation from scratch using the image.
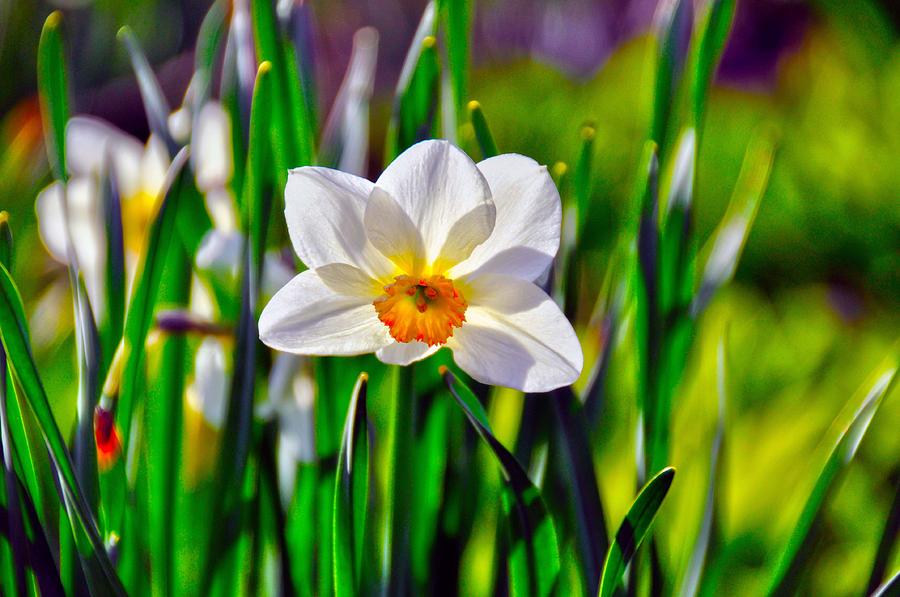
[383,364,416,595]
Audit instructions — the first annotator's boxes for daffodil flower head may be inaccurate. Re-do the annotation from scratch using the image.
[259,140,584,392]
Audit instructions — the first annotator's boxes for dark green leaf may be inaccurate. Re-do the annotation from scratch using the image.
[333,373,370,597]
[690,0,736,132]
[442,0,471,115]
[0,263,125,595]
[598,467,676,597]
[443,368,560,596]
[468,100,498,159]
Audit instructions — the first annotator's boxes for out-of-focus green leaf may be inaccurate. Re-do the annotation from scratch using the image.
[573,124,595,241]
[386,1,439,161]
[766,357,899,597]
[468,100,498,159]
[193,0,227,108]
[442,0,471,116]
[650,0,692,154]
[333,373,369,597]
[145,241,191,597]
[871,570,900,597]
[677,334,726,597]
[692,130,774,316]
[443,368,560,597]
[0,212,12,268]
[252,0,314,185]
[411,394,450,587]
[0,263,125,595]
[117,26,178,155]
[102,167,126,367]
[689,0,736,132]
[550,387,608,591]
[37,11,69,183]
[117,148,191,452]
[866,482,900,595]
[598,467,676,597]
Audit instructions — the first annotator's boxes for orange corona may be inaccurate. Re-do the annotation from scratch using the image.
[374,275,467,346]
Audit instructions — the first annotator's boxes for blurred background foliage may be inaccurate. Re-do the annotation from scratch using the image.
[0,0,898,595]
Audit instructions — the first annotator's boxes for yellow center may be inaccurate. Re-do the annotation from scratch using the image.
[373,275,467,346]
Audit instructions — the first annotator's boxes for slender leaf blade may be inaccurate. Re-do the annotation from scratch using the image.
[37,10,69,183]
[333,373,369,597]
[598,467,676,597]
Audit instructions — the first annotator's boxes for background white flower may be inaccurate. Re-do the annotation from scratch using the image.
[259,139,583,392]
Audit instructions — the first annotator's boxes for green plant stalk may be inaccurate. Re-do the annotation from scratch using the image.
[382,364,416,595]
[145,240,190,597]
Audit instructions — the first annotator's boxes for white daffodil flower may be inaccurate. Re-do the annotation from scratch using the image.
[35,117,168,315]
[259,139,584,392]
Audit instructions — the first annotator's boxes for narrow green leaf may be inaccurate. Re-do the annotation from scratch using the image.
[767,358,899,597]
[443,368,561,596]
[650,0,692,154]
[573,124,595,241]
[598,467,676,597]
[193,0,227,108]
[0,348,27,596]
[117,26,178,155]
[0,263,125,595]
[866,482,900,595]
[442,0,471,116]
[117,148,192,451]
[333,373,370,597]
[467,100,498,159]
[692,130,774,316]
[550,387,609,591]
[37,10,69,183]
[386,2,439,161]
[690,0,736,133]
[677,334,726,597]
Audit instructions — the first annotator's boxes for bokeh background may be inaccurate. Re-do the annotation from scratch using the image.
[0,1,898,595]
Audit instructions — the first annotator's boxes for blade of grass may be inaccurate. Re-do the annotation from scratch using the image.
[37,11,69,183]
[443,368,560,596]
[117,26,178,155]
[102,164,126,369]
[766,358,899,597]
[0,263,125,595]
[598,467,676,597]
[0,347,26,597]
[333,373,370,597]
[650,0,692,154]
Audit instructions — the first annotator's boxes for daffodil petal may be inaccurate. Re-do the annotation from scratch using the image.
[448,274,582,392]
[66,116,144,199]
[259,269,392,355]
[285,167,395,279]
[315,262,382,297]
[448,154,561,282]
[375,139,494,266]
[35,178,106,316]
[376,341,440,365]
[140,135,170,197]
[364,187,426,275]
[35,182,69,264]
[193,102,233,192]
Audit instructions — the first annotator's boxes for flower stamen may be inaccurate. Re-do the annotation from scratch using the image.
[374,274,467,346]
